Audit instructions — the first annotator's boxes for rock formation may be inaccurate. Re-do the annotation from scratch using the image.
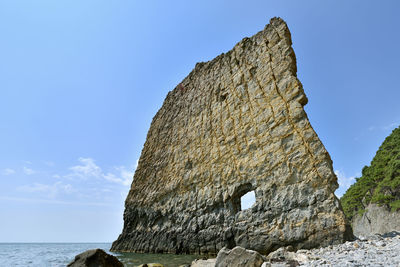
[111,17,352,255]
[352,204,400,236]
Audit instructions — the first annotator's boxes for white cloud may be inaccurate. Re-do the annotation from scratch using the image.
[2,168,16,175]
[65,157,135,186]
[335,170,357,198]
[104,166,134,186]
[18,181,74,198]
[68,157,102,179]
[23,167,36,175]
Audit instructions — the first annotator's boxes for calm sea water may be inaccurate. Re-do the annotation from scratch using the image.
[0,243,199,267]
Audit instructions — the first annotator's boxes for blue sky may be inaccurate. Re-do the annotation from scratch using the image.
[1,1,399,242]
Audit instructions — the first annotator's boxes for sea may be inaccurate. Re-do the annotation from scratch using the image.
[0,243,199,267]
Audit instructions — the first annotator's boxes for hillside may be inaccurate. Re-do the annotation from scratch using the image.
[341,126,400,220]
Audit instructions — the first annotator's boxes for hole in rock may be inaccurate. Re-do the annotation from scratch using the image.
[185,159,193,170]
[240,190,256,210]
[219,93,228,102]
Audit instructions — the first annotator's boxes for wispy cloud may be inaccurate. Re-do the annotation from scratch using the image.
[368,121,399,132]
[65,157,135,186]
[68,157,102,179]
[335,170,357,198]
[12,157,136,203]
[383,122,399,131]
[43,161,55,166]
[103,166,133,186]
[2,168,16,175]
[18,182,74,198]
[23,167,36,175]
[0,196,112,207]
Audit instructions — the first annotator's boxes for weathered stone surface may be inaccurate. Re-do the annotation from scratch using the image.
[67,249,123,267]
[352,203,400,237]
[111,17,352,255]
[215,246,265,267]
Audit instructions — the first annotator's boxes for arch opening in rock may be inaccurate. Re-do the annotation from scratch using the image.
[240,190,256,211]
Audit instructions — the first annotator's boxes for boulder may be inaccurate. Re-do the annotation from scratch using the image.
[266,246,309,266]
[67,248,123,267]
[215,246,265,267]
[190,258,217,267]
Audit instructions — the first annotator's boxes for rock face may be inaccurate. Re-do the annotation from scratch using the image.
[111,17,352,255]
[340,126,400,232]
[67,249,123,267]
[352,203,400,236]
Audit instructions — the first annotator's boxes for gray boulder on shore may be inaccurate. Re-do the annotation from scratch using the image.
[215,246,266,267]
[67,248,123,267]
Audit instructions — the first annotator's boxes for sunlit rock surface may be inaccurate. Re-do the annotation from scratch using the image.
[111,17,352,255]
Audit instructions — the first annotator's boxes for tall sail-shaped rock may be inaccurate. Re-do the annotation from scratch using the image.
[112,18,352,254]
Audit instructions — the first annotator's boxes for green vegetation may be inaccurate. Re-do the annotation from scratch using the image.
[340,126,400,220]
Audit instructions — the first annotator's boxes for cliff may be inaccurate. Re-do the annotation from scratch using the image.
[341,126,400,235]
[112,17,352,255]
[351,203,400,236]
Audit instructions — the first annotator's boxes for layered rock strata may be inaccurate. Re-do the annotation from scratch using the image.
[112,17,352,254]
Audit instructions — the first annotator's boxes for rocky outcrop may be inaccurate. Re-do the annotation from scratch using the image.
[352,203,400,236]
[341,126,400,232]
[111,17,352,255]
[67,249,123,267]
